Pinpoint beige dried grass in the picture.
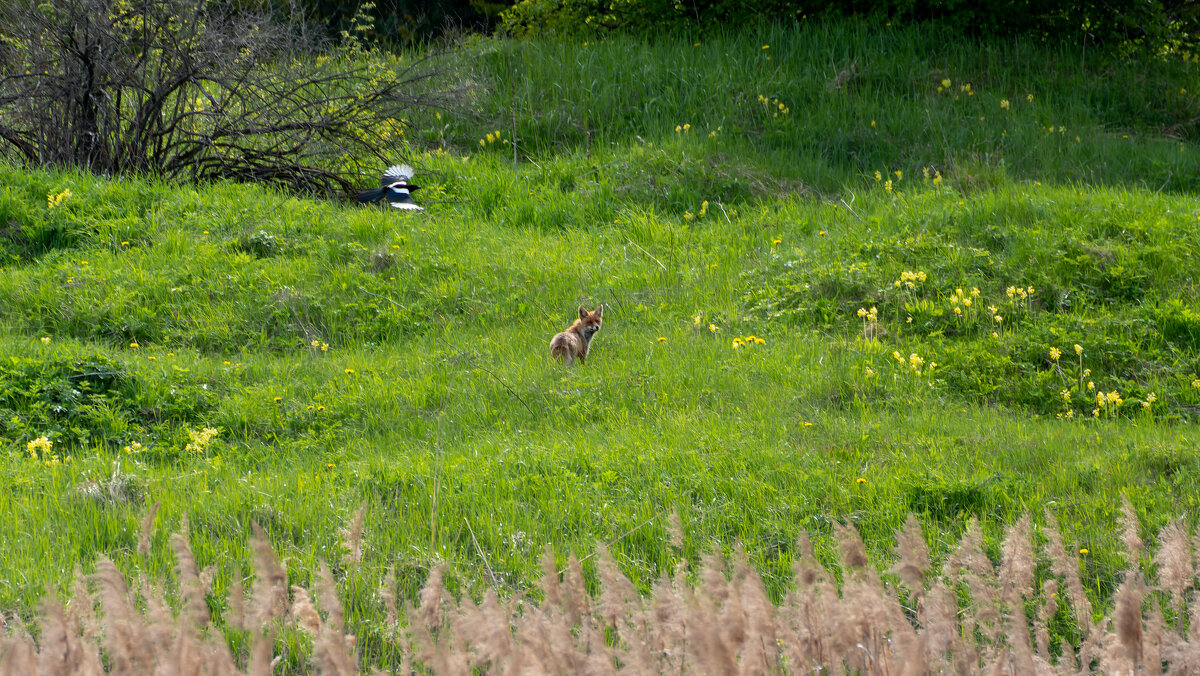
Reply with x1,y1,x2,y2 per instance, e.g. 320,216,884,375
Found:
9,505,1200,675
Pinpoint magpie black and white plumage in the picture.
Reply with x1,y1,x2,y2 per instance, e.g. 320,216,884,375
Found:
356,164,423,210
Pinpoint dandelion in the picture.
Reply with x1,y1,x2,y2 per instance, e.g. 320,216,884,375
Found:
1079,548,1089,555
1049,347,1061,361
732,338,744,350
932,170,943,185
657,336,666,342
273,397,282,404
753,336,765,345
762,44,769,50
130,341,140,349
771,237,781,247
683,123,691,132
317,405,326,411
709,323,719,333
856,477,866,485
344,368,355,375
1000,99,1010,110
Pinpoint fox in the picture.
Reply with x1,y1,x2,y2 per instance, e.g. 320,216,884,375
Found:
550,305,603,365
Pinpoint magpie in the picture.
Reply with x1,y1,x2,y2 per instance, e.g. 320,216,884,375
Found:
356,164,423,210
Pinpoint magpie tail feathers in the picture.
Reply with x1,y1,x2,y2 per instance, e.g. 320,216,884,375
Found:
356,187,387,203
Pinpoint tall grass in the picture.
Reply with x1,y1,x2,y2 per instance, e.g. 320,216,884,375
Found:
3,502,1199,673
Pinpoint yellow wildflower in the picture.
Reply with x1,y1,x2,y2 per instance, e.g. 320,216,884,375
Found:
1074,344,1083,355
1000,99,1010,110
1049,347,1061,361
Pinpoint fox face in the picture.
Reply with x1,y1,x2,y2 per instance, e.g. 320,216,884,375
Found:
577,305,602,339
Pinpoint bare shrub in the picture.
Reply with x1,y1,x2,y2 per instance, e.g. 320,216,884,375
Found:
0,0,460,194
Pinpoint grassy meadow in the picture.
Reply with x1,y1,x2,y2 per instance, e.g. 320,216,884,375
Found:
2,19,1200,669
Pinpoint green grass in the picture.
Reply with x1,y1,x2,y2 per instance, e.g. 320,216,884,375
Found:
2,20,1200,668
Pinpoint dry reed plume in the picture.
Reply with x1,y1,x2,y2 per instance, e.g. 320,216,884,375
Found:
3,500,1200,674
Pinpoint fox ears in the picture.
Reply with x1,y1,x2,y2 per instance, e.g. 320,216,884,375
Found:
577,304,603,319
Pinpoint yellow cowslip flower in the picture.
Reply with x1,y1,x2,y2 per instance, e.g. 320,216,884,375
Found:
1026,93,1034,102
909,354,924,370
962,298,972,307
40,336,51,344
1000,99,1010,110
708,323,719,333
932,171,942,185
683,123,691,132
864,367,875,377
884,180,893,192
874,170,882,182
675,125,682,133
871,120,876,128
485,132,495,143
1192,378,1200,389
27,436,52,458
953,307,962,315
1087,381,1095,391
1061,389,1071,401
1065,409,1074,419
1074,344,1083,355
868,307,877,322
1049,347,1061,361
993,315,1002,323
941,78,951,88
1146,393,1157,404
699,200,708,216
894,170,902,180
857,308,868,318
1027,285,1035,295
892,351,904,363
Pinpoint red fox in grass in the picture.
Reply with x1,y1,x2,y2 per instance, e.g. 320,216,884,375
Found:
550,305,603,365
